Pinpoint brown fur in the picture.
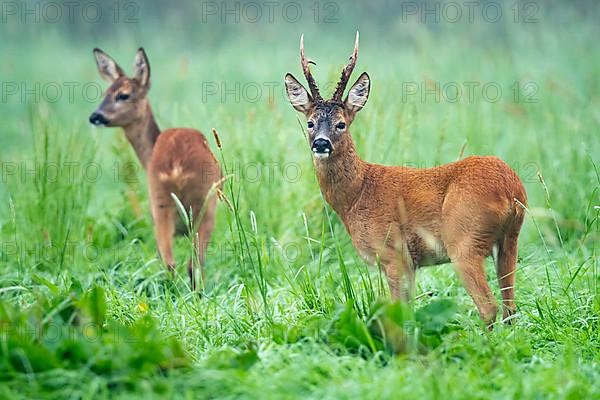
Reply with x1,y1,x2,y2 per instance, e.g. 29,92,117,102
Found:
285,35,527,327
148,128,221,286
90,48,221,289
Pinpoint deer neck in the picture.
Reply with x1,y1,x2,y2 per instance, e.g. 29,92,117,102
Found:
314,135,367,215
122,103,160,169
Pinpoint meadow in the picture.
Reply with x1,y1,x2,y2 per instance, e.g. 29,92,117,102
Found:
0,1,598,398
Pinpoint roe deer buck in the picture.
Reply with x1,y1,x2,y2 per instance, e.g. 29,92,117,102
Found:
89,48,221,289
284,33,527,327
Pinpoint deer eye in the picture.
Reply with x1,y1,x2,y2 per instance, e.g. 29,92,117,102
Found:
307,121,314,129
116,93,130,102
336,122,346,130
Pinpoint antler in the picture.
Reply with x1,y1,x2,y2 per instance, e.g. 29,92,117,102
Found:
332,31,359,102
300,34,322,101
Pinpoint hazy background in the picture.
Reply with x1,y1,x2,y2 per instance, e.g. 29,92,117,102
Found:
1,0,598,241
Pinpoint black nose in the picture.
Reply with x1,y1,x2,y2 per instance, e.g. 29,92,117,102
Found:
89,112,108,126
312,138,333,154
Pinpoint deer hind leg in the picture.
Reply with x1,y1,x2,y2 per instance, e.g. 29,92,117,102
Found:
448,241,498,329
153,204,176,274
441,190,505,328
149,186,176,274
188,196,217,290
497,234,519,323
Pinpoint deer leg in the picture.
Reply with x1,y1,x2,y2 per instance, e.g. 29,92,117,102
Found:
440,189,504,328
385,269,401,300
148,176,177,276
152,204,176,274
385,271,415,303
449,243,498,329
149,186,176,275
497,235,519,323
382,254,415,303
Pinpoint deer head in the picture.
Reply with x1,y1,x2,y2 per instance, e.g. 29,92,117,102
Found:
89,48,151,127
284,32,370,160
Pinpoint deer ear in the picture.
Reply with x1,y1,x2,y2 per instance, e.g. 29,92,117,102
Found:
345,72,370,115
134,47,151,88
93,48,124,83
285,73,313,115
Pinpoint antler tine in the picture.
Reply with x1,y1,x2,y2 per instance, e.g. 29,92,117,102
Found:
300,34,322,100
332,31,359,102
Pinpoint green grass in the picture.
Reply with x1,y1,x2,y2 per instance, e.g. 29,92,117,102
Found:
0,2,599,399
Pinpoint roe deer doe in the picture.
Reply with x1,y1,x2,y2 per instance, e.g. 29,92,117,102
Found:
284,33,527,327
89,48,221,289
